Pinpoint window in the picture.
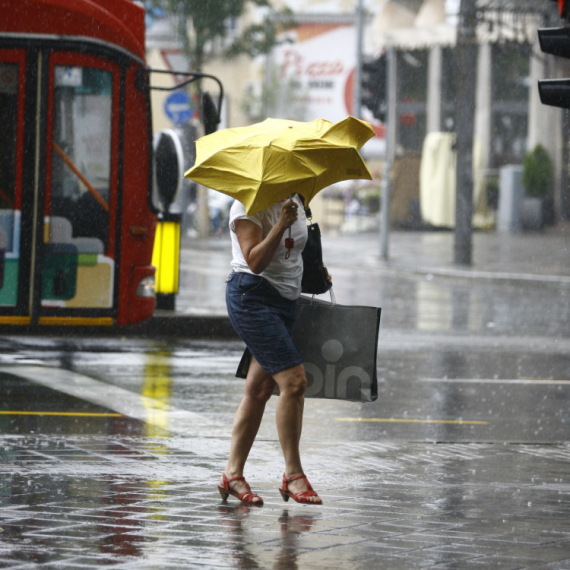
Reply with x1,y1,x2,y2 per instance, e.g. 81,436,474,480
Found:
441,48,457,132
0,63,18,211
0,61,20,306
50,66,113,250
491,43,531,168
396,50,428,152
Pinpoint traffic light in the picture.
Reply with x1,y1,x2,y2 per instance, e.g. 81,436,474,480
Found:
538,3,570,109
361,56,386,122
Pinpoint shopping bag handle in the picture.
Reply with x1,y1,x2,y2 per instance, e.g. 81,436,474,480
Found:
307,287,336,306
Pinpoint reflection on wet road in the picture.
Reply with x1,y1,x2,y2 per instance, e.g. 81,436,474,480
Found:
0,333,567,445
0,235,569,567
0,370,136,436
179,232,570,338
2,433,570,568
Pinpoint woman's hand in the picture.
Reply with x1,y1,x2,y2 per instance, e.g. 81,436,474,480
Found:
276,199,299,233
235,198,299,274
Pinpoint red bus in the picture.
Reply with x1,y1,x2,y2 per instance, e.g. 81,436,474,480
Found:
0,0,220,327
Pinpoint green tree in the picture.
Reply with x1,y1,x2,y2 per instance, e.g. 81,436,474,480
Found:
156,0,294,71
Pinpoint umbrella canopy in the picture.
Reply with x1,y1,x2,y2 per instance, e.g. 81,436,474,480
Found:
184,116,375,216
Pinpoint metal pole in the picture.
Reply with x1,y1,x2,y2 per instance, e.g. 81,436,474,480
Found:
354,0,364,119
380,47,394,260
454,0,477,265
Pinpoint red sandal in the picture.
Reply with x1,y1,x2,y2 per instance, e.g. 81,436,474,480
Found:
278,473,322,504
218,473,263,506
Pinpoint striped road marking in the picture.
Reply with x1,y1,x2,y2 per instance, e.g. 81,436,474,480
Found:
0,365,225,436
335,418,489,425
421,378,570,385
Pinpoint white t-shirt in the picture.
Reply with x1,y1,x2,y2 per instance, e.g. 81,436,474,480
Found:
229,196,308,300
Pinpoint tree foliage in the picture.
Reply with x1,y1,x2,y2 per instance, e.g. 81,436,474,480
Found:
156,0,294,71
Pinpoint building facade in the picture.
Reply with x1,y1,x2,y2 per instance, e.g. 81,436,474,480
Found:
145,0,568,223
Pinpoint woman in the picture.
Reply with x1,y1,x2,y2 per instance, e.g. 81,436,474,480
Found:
218,195,322,506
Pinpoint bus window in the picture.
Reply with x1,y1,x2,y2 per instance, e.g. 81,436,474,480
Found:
0,62,20,306
0,63,17,209
50,66,112,251
43,64,116,307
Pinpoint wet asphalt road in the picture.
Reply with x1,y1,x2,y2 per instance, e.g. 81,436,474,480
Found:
0,229,569,568
0,329,568,444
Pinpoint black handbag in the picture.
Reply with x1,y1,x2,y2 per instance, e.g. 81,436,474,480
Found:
301,210,332,295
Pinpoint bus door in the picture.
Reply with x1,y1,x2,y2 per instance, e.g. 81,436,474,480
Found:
0,48,28,322
41,52,120,326
0,46,122,326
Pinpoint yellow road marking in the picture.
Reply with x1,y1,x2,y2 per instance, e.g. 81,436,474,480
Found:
37,317,114,326
335,417,489,425
0,411,123,417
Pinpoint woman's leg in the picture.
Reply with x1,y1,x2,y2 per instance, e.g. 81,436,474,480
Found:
222,357,275,495
273,364,321,503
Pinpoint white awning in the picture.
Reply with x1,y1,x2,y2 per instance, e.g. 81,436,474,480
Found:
370,23,456,52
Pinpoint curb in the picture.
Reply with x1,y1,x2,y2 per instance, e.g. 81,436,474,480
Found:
411,267,570,286
133,313,238,339
0,315,239,340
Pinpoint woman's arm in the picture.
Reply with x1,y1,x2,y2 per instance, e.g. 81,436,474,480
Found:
235,199,298,274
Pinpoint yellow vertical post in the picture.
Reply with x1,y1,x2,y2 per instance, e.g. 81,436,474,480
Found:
151,214,181,310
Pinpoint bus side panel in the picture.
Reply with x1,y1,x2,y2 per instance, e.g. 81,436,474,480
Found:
117,65,156,326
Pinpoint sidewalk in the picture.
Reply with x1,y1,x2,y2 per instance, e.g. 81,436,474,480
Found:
142,224,570,337
2,433,570,569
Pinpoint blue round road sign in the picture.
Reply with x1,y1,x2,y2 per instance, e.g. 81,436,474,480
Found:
164,90,193,126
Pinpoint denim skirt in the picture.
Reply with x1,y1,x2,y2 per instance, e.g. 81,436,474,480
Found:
226,271,302,376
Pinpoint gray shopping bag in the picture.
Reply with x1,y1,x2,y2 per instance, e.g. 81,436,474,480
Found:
292,296,380,402
236,296,380,402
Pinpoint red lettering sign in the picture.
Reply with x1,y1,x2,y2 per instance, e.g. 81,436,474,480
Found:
281,50,344,78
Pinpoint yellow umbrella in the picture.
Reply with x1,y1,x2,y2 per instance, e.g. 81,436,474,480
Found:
184,116,375,216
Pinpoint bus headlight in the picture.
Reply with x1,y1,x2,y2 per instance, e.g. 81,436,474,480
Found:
136,275,156,298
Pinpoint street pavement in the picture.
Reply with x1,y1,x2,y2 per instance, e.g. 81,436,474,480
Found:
174,223,570,320
0,225,569,568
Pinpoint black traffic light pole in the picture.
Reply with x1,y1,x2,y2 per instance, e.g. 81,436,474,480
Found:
380,48,394,260
538,1,570,220
354,0,365,120
454,0,478,266
360,51,390,258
